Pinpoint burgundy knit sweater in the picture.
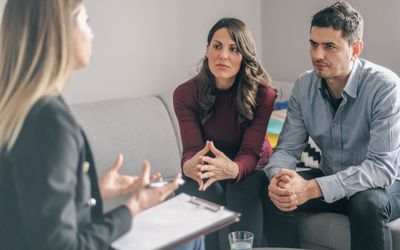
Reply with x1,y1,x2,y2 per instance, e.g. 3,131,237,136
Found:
173,78,276,180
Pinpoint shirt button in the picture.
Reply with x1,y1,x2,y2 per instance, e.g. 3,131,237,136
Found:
82,161,90,173
86,198,96,207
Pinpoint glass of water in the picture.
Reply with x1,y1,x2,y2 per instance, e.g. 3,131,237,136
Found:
228,231,254,250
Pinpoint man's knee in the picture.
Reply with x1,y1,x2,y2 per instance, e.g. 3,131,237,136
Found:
348,188,390,222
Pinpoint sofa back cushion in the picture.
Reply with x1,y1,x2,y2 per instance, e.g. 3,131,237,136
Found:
71,96,182,210
157,89,182,153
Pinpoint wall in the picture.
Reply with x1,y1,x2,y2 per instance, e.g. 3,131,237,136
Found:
0,1,398,103
0,0,261,103
261,0,400,83
66,0,262,103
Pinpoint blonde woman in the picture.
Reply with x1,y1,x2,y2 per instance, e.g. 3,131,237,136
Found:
0,1,200,249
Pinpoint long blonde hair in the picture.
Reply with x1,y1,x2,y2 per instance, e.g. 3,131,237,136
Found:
0,0,83,151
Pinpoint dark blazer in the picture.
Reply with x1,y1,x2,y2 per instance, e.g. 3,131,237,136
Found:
0,96,131,250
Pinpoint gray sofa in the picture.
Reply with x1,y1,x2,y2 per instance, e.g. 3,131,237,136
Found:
71,89,400,250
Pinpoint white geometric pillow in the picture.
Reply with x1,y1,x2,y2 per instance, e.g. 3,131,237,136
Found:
298,138,321,169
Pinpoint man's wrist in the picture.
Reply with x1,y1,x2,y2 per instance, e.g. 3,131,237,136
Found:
306,179,322,200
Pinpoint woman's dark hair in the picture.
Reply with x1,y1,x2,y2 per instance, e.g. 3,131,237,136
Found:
196,17,271,125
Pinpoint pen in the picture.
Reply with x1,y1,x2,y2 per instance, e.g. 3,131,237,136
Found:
147,178,185,188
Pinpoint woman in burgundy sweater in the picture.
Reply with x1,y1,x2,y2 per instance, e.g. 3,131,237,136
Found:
173,18,276,248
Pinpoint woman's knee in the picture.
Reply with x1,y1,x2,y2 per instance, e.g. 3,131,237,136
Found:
178,178,225,205
225,170,267,206
228,170,267,191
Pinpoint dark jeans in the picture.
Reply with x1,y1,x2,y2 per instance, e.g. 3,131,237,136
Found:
177,169,267,250
264,169,400,250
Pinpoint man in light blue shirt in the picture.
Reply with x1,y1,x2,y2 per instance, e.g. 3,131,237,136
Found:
263,2,400,250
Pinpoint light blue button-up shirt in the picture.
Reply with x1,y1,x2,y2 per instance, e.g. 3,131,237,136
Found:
264,59,400,203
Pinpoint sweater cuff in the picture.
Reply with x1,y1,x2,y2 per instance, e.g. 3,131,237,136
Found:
234,157,256,182
235,160,244,181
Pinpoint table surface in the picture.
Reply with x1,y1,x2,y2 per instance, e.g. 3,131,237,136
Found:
253,248,307,250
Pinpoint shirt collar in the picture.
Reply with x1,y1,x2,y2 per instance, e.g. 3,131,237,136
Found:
343,59,362,99
318,59,362,99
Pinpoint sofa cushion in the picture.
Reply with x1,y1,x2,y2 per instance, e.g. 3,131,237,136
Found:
157,89,182,154
298,212,350,250
298,212,400,250
71,96,182,210
391,218,400,250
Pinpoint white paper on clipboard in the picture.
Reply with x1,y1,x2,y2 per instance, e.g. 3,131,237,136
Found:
112,193,240,250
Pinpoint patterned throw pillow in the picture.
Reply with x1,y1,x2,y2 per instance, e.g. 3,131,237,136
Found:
267,107,321,169
297,138,321,169
267,109,286,148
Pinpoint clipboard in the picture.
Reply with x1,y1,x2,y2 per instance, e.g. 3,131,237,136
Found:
111,193,241,250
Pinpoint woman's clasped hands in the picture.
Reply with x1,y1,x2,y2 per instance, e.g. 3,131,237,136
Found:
182,141,239,191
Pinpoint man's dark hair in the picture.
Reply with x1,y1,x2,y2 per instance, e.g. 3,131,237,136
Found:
311,1,363,44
